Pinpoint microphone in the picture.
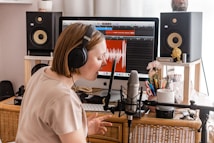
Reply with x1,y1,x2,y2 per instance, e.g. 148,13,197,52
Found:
125,70,139,121
125,70,139,143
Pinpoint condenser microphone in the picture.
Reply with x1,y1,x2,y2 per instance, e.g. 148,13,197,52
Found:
125,70,139,121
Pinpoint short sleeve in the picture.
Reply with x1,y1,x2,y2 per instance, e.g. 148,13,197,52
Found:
41,92,86,135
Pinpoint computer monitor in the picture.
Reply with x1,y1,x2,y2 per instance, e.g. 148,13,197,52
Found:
59,17,159,91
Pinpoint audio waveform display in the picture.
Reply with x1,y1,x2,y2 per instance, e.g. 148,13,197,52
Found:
101,40,127,73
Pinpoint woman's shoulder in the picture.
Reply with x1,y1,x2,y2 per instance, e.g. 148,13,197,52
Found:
46,85,80,105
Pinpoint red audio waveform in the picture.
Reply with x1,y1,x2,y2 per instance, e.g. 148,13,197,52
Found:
105,30,135,36
101,39,127,73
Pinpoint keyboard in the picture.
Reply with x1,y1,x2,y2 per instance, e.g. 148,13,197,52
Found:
82,103,106,112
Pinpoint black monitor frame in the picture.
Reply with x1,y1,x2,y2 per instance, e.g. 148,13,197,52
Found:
59,16,159,81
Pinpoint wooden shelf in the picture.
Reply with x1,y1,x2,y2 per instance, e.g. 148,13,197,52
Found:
158,59,201,67
24,55,53,61
158,59,202,104
0,0,32,4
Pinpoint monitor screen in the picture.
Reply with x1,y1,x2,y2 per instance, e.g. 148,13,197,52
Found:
59,17,159,90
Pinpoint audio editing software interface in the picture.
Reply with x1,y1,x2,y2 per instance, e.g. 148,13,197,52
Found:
60,17,158,81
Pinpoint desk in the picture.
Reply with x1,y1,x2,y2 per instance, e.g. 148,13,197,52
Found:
0,97,201,143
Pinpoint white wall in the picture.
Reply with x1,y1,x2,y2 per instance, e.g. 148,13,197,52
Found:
0,0,213,101
0,0,62,91
0,2,37,91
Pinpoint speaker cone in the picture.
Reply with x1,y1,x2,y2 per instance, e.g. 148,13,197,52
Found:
167,32,182,48
32,29,48,45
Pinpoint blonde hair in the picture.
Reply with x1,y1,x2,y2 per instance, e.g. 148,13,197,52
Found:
51,23,105,77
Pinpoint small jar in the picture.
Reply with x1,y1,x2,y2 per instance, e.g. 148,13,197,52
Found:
38,0,53,12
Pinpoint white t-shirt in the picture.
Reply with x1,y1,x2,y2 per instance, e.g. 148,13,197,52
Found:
15,67,88,143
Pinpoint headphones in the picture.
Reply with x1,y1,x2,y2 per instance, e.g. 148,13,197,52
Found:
68,25,94,69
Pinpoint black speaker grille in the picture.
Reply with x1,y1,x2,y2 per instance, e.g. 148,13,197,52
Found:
160,12,202,62
26,11,62,56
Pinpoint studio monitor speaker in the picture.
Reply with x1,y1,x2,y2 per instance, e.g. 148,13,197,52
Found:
160,12,202,62
26,11,62,56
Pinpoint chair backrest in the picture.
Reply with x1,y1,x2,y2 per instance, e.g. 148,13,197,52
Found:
0,80,14,101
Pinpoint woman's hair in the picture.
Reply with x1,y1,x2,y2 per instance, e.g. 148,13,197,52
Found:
51,23,105,77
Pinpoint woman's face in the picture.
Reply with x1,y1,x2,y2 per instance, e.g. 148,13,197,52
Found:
79,40,107,80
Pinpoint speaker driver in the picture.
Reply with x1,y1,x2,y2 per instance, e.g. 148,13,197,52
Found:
36,16,43,24
32,30,47,45
167,32,182,48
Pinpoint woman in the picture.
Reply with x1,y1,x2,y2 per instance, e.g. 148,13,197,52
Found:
16,23,112,143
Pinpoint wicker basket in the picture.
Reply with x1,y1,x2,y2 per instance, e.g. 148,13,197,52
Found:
0,97,20,143
131,124,199,143
126,110,202,143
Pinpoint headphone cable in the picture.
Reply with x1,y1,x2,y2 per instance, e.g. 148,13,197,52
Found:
71,74,78,91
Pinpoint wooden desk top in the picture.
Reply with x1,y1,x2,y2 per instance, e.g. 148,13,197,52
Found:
0,96,201,130
0,96,202,143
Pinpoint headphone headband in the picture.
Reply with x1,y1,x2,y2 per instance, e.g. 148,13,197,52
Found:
82,25,94,47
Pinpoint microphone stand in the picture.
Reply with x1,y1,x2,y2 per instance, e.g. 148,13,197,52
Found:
143,100,214,143
135,86,144,118
103,85,144,143
103,85,126,115
127,87,143,143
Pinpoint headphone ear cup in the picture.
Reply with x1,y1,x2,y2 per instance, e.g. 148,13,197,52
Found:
68,45,88,68
68,25,94,69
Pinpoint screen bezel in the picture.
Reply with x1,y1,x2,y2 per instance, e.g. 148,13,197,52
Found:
59,16,159,81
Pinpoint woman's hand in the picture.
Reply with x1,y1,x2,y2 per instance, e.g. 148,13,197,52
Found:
87,112,112,135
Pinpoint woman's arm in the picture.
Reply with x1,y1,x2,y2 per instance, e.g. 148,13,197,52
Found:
59,128,87,143
59,113,112,143
87,112,112,135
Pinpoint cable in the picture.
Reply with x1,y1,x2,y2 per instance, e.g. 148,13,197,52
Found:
201,58,209,96
71,75,78,92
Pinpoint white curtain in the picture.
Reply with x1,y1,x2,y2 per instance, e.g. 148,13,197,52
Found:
63,0,94,16
63,0,144,17
120,0,144,17
94,0,120,16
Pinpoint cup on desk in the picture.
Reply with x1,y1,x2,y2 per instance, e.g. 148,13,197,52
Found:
156,89,175,111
